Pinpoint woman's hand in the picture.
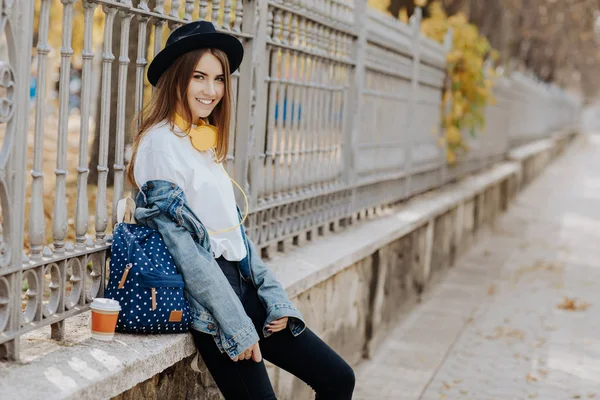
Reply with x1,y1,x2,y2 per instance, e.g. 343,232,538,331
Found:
267,317,288,333
232,342,262,363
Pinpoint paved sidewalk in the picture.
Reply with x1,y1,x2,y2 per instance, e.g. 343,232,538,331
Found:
355,135,600,400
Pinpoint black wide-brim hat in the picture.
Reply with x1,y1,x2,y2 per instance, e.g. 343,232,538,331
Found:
147,20,244,87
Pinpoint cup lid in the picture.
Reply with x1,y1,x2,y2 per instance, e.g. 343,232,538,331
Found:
91,298,121,312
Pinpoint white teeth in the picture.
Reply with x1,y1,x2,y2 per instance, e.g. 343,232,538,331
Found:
196,98,213,105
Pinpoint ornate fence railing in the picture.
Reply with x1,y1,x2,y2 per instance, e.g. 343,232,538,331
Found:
0,0,579,361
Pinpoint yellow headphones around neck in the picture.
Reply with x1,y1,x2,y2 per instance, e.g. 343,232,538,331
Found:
173,113,249,237
173,113,218,152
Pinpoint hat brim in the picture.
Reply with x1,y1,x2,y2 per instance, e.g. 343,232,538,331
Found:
147,32,244,87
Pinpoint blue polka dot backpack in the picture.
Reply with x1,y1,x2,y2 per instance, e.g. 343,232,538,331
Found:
105,198,192,333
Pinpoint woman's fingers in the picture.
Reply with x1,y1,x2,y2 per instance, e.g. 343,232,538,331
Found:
267,323,285,332
268,317,288,327
251,343,262,362
267,317,288,332
233,343,257,362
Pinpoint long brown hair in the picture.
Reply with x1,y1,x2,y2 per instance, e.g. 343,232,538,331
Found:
127,48,232,188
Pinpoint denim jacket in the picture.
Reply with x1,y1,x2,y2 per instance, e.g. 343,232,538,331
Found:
133,180,306,359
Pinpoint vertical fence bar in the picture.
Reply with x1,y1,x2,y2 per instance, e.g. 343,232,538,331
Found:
29,0,52,260
134,7,151,142
112,6,134,226
296,17,308,193
95,5,118,244
169,0,182,20
232,0,256,208
440,28,452,184
223,0,232,30
183,0,194,21
52,0,78,254
263,9,278,203
233,0,243,32
75,1,99,250
249,0,270,210
286,13,299,195
5,0,35,361
280,12,295,196
405,7,421,195
345,0,367,216
313,26,325,190
211,0,220,28
199,0,209,20
152,0,166,95
273,10,286,199
305,22,318,189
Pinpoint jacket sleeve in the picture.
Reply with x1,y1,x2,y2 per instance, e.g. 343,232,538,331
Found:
152,212,260,359
245,236,306,338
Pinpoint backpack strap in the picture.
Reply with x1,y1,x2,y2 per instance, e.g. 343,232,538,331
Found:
117,197,137,224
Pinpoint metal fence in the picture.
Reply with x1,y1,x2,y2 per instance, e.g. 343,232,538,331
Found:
0,0,579,361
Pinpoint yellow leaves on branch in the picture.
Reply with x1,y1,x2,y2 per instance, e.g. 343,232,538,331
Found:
421,2,496,165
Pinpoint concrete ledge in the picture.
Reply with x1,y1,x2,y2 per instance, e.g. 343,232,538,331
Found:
269,162,520,299
0,137,572,400
0,324,196,400
507,138,554,161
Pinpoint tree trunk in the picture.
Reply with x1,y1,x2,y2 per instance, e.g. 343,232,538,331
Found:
442,0,469,16
387,0,432,19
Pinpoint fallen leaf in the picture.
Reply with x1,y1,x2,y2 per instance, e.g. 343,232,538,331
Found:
557,297,591,311
574,395,582,399
526,373,539,382
488,284,496,295
588,393,596,398
453,379,462,384
485,327,525,340
442,381,452,390
514,260,565,282
528,394,539,399
538,369,549,376
459,389,468,395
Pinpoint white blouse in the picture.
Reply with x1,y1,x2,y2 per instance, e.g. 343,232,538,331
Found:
133,121,247,261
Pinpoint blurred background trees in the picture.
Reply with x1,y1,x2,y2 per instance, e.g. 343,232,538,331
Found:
370,0,600,102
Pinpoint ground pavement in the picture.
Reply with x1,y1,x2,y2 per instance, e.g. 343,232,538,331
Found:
354,134,600,400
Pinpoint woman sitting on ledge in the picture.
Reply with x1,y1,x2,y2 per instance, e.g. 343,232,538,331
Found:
127,20,355,399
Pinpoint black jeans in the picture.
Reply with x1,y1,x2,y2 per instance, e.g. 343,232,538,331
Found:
190,257,355,399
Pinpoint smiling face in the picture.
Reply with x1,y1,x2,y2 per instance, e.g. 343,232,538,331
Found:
181,52,225,121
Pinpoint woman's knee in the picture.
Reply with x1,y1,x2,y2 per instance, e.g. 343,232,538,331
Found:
340,363,356,393
332,361,355,397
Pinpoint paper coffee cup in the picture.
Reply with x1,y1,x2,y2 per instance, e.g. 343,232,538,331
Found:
90,298,121,341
